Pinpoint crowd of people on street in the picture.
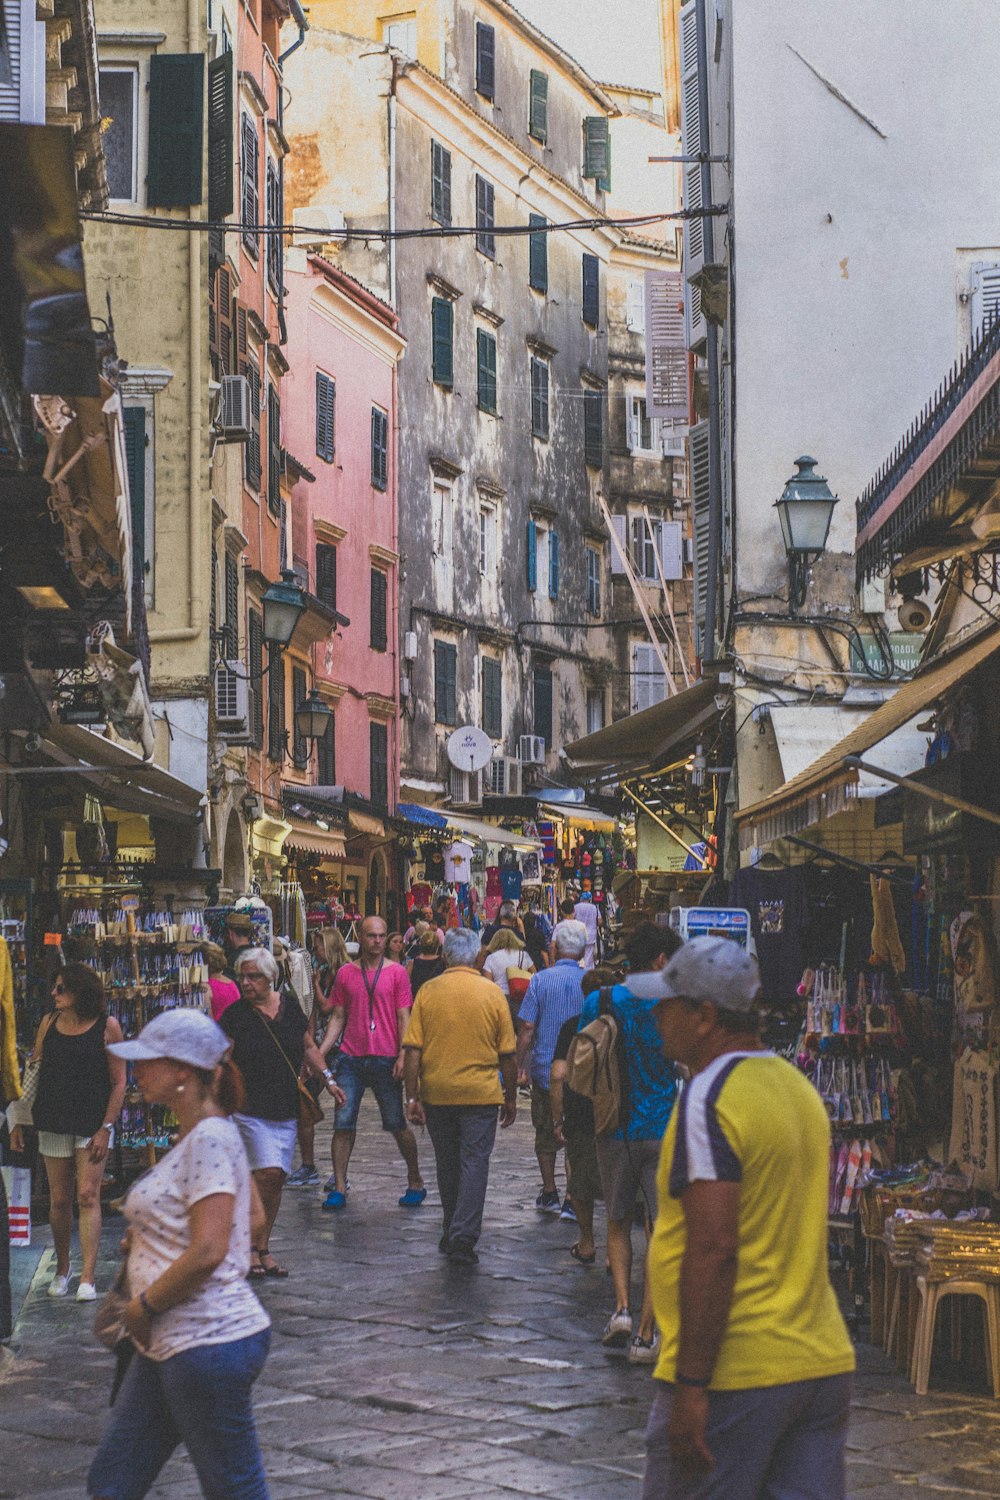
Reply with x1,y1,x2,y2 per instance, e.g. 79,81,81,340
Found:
5,895,857,1500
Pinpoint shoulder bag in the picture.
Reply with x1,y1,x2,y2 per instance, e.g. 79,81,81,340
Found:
250,1001,324,1127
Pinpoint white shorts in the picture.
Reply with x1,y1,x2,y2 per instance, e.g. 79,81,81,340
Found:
232,1113,297,1174
38,1131,92,1159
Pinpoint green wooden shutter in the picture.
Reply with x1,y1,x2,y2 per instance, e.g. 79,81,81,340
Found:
292,665,308,768
548,530,559,599
530,358,549,439
582,254,600,327
526,518,537,591
265,160,281,292
528,214,547,293
482,656,502,739
434,640,457,725
370,569,387,651
148,54,204,207
583,116,611,189
267,383,281,514
477,329,497,413
370,721,388,806
207,52,233,219
267,643,285,760
316,543,337,610
529,70,548,142
122,406,146,583
475,21,495,99
317,715,335,785
432,297,453,388
224,550,239,657
475,176,495,258
533,666,553,747
315,372,335,461
241,112,259,254
248,608,264,747
584,389,603,467
431,141,451,226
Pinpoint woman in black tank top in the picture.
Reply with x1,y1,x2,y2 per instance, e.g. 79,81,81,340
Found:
9,964,126,1301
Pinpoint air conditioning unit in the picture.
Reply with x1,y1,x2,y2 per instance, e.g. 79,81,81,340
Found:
485,756,521,797
214,661,251,740
662,426,688,458
216,375,251,442
291,205,347,250
518,734,546,765
449,766,482,807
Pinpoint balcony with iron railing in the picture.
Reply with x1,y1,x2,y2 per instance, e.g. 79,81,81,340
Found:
856,313,1000,580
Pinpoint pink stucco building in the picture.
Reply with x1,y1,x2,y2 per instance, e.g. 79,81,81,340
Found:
282,252,405,914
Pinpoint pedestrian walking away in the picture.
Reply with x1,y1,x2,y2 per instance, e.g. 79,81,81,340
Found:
88,1008,273,1500
402,927,517,1263
577,922,682,1362
516,920,587,1214
317,915,427,1210
288,928,350,1189
221,948,345,1276
636,936,855,1500
8,963,126,1303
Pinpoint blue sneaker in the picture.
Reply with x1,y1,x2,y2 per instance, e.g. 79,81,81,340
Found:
398,1187,427,1207
321,1190,347,1211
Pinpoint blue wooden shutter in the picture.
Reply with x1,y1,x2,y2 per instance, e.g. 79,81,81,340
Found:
432,297,453,387
526,519,537,591
528,214,547,292
582,254,600,327
584,389,603,467
548,530,559,598
529,70,548,142
583,116,611,189
147,54,204,207
477,329,497,412
475,21,495,99
122,406,146,583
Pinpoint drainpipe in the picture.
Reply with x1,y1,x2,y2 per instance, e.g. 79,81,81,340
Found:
695,0,723,666
388,60,398,308
279,0,309,65
276,4,308,345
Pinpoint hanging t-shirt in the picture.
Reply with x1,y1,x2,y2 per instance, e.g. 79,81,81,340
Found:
500,868,523,901
729,866,806,1001
443,840,474,883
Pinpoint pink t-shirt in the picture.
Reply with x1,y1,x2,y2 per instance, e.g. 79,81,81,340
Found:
208,975,241,1022
333,960,413,1058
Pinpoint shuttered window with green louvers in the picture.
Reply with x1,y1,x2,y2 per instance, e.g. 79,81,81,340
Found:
315,544,337,610
528,214,547,293
292,665,308,768
315,372,335,461
477,329,497,413
431,141,452,226
481,656,502,739
432,297,454,388
122,405,147,586
224,551,239,658
583,116,611,191
316,715,335,785
475,21,495,99
582,254,600,327
584,389,603,468
248,608,264,747
267,644,284,761
371,407,388,490
148,54,205,207
434,640,457,725
207,52,232,267
529,71,548,142
370,569,388,652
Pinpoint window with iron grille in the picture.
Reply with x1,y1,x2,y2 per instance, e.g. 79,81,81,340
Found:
369,721,388,807
248,608,263,747
316,714,335,784
481,656,502,740
586,546,601,616
315,372,335,462
266,159,281,293
241,112,258,256
315,543,337,611
434,640,457,725
530,356,549,439
371,406,388,490
291,665,308,769
267,644,284,761
475,175,495,259
370,569,388,652
431,141,452,226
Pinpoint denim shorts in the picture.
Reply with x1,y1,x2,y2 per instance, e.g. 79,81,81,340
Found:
87,1327,271,1500
333,1053,405,1133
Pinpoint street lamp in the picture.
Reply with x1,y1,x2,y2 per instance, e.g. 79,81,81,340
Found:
774,456,839,612
294,687,333,743
261,569,307,649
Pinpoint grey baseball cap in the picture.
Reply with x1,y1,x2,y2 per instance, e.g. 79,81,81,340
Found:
107,1008,231,1069
626,935,762,1012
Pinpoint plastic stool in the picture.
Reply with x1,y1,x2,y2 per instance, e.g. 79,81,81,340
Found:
910,1276,1000,1397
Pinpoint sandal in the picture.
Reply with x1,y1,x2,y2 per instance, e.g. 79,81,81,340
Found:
248,1249,267,1280
570,1244,596,1265
257,1250,289,1278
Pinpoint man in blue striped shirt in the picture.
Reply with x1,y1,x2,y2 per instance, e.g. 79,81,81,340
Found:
516,921,587,1212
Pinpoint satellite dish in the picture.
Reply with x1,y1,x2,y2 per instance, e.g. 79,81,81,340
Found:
447,725,492,773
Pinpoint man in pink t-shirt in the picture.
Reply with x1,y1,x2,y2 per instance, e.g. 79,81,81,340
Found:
317,916,426,1211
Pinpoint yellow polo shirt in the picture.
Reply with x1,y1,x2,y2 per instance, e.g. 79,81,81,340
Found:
651,1051,855,1390
402,966,516,1106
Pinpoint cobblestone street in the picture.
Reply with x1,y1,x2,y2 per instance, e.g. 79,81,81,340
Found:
3,1104,1000,1498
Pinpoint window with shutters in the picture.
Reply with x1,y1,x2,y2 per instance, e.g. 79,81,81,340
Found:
548,530,560,599
584,389,603,467
481,656,502,740
370,721,389,807
631,516,662,581
528,70,548,142
586,546,601,616
99,68,138,201
316,714,335,785
532,665,553,748
582,116,610,189
586,687,604,735
224,550,240,657
370,569,388,652
632,643,667,712
207,51,233,266
526,518,538,592
475,175,495,259
476,328,497,414
210,536,218,639
475,21,495,100
147,54,205,208
383,16,416,55
971,262,1000,338
431,297,454,388
371,406,388,490
248,608,264,747
291,665,308,769
430,141,451,226
690,419,711,657
240,111,259,256
628,393,657,455
315,543,337,611
478,504,497,576
432,477,455,599
210,265,234,379
266,383,281,514
582,254,600,328
645,270,688,418
627,278,645,333
267,643,285,760
530,356,549,439
265,159,281,293
680,1,706,348
528,214,547,293
122,403,152,601
434,640,457,726
315,372,335,461
242,356,262,489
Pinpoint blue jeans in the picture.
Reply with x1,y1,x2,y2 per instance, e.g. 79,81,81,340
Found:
87,1328,271,1500
333,1053,406,1133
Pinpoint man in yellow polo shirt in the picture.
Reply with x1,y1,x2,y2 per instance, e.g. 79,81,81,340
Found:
402,927,517,1265
629,936,855,1499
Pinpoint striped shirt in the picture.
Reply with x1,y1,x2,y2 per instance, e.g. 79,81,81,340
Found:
518,960,585,1089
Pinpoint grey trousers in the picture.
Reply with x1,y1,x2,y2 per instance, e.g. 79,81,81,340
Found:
423,1103,498,1248
642,1372,853,1500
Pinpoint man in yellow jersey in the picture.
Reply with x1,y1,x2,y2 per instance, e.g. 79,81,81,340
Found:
632,936,855,1499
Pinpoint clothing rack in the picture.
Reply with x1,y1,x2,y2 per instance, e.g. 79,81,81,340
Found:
783,835,915,887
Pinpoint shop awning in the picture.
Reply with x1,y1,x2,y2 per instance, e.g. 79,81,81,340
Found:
736,624,1000,848
770,706,928,798
348,809,385,838
397,802,448,829
399,802,541,853
563,679,721,784
252,815,292,860
535,797,617,832
285,820,347,860
29,722,203,822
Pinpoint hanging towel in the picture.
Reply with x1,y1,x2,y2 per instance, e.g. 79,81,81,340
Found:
869,876,905,975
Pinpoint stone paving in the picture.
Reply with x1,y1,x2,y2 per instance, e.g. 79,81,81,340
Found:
3,1101,1000,1497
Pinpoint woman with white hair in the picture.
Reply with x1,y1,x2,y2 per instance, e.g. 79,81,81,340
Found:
221,948,345,1278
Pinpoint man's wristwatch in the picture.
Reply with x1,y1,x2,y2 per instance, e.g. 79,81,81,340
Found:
322,1069,334,1081
100,1122,115,1146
